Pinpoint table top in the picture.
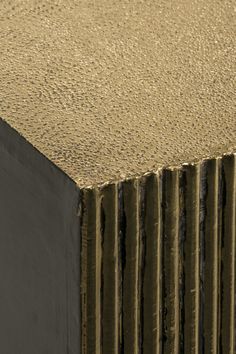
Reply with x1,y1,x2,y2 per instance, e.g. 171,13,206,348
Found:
0,0,235,187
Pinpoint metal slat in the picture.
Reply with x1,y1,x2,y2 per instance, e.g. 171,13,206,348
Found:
220,155,236,354
183,164,200,354
101,183,119,354
203,159,219,353
81,188,102,354
162,169,180,354
143,173,162,354
122,179,140,354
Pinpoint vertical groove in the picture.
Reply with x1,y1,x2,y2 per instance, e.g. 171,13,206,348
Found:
162,169,180,354
118,184,126,354
122,179,139,354
81,188,101,354
217,160,223,354
139,178,145,354
143,173,162,354
81,190,87,354
199,162,207,354
183,164,200,354
101,183,119,354
203,158,219,354
220,154,236,354
179,170,185,354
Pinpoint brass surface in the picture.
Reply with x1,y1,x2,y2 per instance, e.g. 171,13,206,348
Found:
0,0,235,186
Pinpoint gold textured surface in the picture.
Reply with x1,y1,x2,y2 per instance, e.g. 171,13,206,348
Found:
0,0,235,187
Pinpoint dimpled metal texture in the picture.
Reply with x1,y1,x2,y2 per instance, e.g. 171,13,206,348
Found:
0,0,235,187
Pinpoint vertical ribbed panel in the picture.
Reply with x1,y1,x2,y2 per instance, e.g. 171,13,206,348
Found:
220,155,236,354
122,179,139,354
81,188,101,354
203,159,219,354
142,173,162,354
80,154,236,354
183,164,200,354
101,183,119,354
162,169,180,354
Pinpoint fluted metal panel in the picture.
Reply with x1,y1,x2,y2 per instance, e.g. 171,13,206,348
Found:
81,155,236,354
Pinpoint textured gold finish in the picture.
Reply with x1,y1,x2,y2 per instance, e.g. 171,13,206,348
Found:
0,1,235,353
0,0,235,186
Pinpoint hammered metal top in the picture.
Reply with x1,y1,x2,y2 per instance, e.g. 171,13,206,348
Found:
0,0,235,187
